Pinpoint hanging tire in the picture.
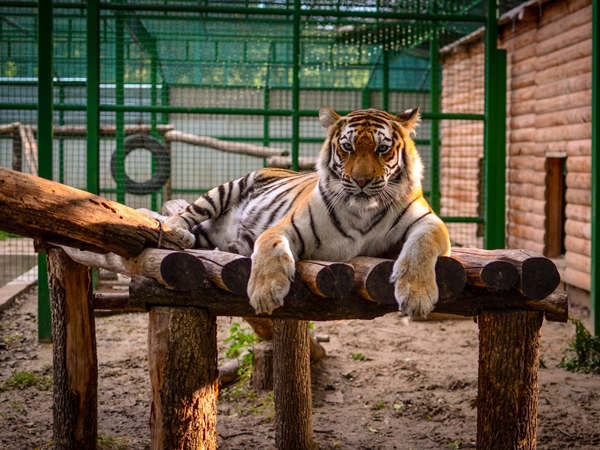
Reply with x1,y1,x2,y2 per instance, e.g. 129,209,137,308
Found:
110,133,171,196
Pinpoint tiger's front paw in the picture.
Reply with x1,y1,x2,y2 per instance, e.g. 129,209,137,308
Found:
391,257,439,318
247,238,296,315
164,216,196,249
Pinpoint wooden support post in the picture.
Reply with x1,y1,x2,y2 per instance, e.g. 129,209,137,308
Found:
148,306,218,450
273,319,316,450
47,248,98,450
252,341,274,391
477,309,543,450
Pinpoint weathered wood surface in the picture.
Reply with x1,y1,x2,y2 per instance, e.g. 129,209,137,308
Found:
252,341,274,391
148,306,218,450
0,168,189,257
164,130,287,158
125,275,568,323
63,247,206,291
48,248,98,450
187,249,251,296
477,310,543,450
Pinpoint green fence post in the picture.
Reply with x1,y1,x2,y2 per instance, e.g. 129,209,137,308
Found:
87,0,100,195
429,29,441,214
37,0,54,343
291,0,301,172
483,0,507,250
382,48,389,112
591,0,600,335
115,4,126,204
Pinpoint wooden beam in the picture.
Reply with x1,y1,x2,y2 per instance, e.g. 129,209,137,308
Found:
0,167,189,258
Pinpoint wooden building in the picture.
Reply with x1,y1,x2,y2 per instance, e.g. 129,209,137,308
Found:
440,0,592,304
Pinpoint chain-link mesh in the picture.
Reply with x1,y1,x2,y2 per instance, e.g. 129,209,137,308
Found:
0,0,513,292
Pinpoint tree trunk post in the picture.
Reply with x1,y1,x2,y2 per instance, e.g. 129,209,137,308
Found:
477,309,543,450
47,247,98,450
148,306,218,450
273,319,316,450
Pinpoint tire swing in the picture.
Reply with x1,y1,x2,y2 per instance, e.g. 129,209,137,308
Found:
110,133,171,196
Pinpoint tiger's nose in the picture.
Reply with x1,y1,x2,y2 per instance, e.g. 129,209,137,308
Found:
353,176,370,188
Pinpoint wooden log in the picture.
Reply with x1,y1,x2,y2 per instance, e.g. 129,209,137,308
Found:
565,235,590,256
563,266,590,291
47,248,98,449
453,248,561,301
565,204,591,223
534,73,591,101
94,293,143,311
533,90,592,116
535,2,591,43
508,169,546,186
535,105,591,129
266,156,318,171
508,196,545,215
565,251,590,274
27,124,175,137
296,260,354,298
252,341,274,391
565,187,591,206
506,224,545,244
22,124,38,176
218,359,240,387
508,183,546,200
565,219,591,240
508,209,546,229
535,57,591,88
63,247,206,291
566,156,591,173
508,156,545,171
187,249,251,296
451,249,519,291
128,275,567,322
566,172,591,189
164,130,286,158
273,319,316,450
0,167,190,257
507,236,545,255
477,309,543,450
161,198,190,216
0,122,20,134
148,306,218,450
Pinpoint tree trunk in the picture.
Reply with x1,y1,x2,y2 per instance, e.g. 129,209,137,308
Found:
148,306,218,450
47,248,98,450
273,319,316,450
477,309,543,450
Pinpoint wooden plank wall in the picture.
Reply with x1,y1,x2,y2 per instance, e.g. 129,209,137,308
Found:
500,0,592,291
440,0,592,292
440,40,485,248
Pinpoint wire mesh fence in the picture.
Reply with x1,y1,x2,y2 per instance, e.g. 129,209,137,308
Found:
0,0,508,298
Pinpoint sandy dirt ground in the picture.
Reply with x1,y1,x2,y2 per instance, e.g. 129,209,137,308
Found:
0,285,599,450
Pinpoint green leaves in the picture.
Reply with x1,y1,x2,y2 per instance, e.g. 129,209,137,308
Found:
558,318,600,375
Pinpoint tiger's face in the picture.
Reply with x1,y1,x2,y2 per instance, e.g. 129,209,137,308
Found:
317,107,424,207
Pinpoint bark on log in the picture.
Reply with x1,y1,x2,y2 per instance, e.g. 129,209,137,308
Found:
148,306,218,450
477,309,543,450
127,274,568,323
94,293,142,311
273,319,316,450
63,247,206,291
243,316,327,362
0,167,190,257
451,249,519,291
252,341,274,391
164,130,286,158
12,126,22,172
47,248,98,450
187,249,251,296
296,261,354,298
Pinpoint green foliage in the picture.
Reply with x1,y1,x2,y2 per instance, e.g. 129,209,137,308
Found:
447,438,463,449
350,352,364,361
558,318,600,374
0,370,52,391
97,434,129,450
225,322,257,377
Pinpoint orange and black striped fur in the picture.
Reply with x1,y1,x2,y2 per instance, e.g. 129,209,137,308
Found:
166,107,450,317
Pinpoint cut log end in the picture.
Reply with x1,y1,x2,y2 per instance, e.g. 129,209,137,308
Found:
480,260,519,291
435,256,467,299
520,258,561,300
160,251,206,291
221,257,252,297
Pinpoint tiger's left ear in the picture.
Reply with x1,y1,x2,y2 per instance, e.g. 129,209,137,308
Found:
396,108,421,135
319,106,341,129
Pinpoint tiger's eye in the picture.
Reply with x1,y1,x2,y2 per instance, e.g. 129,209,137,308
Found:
341,143,353,153
377,145,391,155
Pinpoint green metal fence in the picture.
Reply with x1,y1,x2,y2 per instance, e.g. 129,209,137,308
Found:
0,0,512,340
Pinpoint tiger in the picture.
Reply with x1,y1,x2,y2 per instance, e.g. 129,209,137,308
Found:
165,106,451,317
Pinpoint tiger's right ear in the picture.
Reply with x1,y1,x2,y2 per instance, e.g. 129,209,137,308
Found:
319,106,341,129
